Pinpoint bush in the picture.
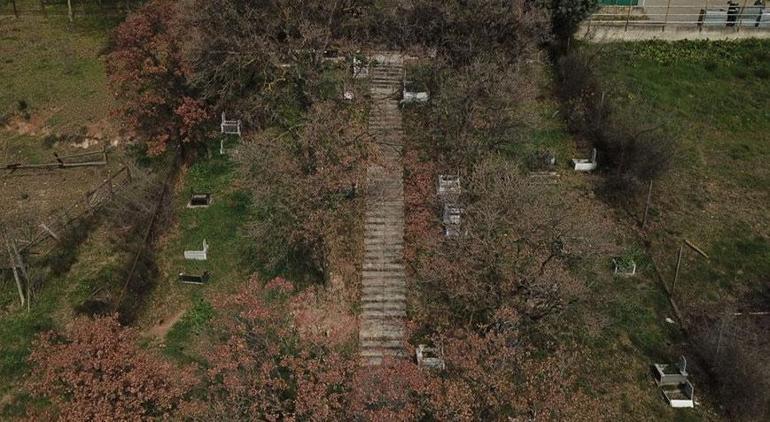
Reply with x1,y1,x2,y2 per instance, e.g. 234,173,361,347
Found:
693,314,770,421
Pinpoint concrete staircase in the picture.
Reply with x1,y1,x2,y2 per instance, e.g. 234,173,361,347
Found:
360,54,407,366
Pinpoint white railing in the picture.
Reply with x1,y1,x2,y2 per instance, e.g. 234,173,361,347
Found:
588,1,770,31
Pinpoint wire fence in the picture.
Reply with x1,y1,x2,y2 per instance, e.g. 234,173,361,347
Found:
16,165,134,254
0,0,138,18
588,1,770,31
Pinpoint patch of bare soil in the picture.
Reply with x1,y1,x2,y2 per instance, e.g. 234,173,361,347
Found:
3,115,50,138
143,308,187,340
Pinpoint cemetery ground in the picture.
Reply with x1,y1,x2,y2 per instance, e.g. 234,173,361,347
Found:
401,59,716,419
0,10,769,419
593,40,770,323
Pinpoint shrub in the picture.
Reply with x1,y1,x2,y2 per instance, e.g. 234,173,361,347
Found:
26,315,196,420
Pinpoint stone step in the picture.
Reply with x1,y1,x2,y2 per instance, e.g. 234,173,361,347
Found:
359,348,404,359
361,283,406,291
360,321,404,337
364,230,404,238
363,256,403,264
364,212,404,220
361,280,406,289
363,250,403,257
361,309,407,318
361,270,406,278
365,217,404,224
364,220,404,226
363,233,403,239
361,295,406,305
363,239,403,247
363,246,403,255
370,71,403,77
362,269,406,277
360,339,403,349
360,319,404,332
371,72,402,76
361,278,406,290
363,242,404,250
362,288,406,297
362,301,405,310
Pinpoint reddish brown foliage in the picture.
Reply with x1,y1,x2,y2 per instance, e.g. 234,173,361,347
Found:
107,0,209,155
239,101,371,274
191,276,357,420
26,314,195,421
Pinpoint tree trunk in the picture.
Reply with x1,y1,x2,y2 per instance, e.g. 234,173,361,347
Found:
40,0,47,18
11,0,19,18
67,0,74,22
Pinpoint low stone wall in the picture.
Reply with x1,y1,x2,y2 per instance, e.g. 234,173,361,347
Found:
578,23,770,41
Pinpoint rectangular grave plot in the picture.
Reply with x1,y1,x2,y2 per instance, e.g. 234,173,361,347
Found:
178,271,211,285
187,193,212,208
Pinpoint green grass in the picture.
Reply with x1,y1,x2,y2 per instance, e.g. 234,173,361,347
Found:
163,294,214,363
0,11,113,133
595,40,770,312
0,278,62,416
142,140,254,360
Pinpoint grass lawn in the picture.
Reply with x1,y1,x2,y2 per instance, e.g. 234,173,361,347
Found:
593,40,770,315
139,138,255,362
0,6,116,133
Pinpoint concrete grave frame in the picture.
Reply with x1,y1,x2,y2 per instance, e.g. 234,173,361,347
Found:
416,344,446,370
187,193,212,208
178,271,211,285
572,148,598,172
653,356,695,408
220,112,242,156
612,256,637,276
443,204,463,238
652,356,688,386
661,381,695,408
184,239,209,261
437,175,461,199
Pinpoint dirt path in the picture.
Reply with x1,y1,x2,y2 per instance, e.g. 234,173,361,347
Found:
144,308,186,340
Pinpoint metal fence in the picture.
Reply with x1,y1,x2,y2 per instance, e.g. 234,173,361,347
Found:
588,1,770,31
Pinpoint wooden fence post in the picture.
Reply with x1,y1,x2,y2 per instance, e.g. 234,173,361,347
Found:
642,180,653,228
625,5,633,31
672,244,684,297
107,170,114,199
10,240,31,311
5,238,25,307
